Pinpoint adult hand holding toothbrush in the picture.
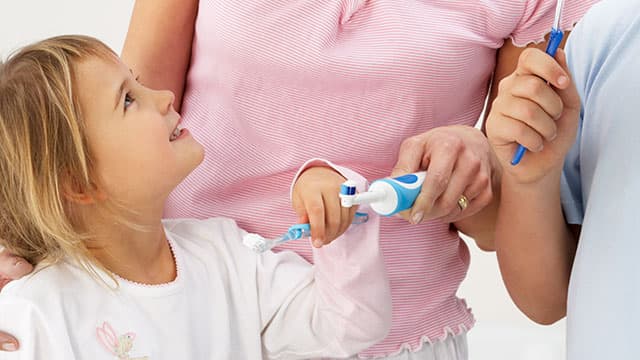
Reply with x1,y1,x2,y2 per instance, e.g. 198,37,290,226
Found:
486,48,581,184
390,125,501,251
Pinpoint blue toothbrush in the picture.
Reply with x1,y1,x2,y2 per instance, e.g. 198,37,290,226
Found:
243,212,369,253
511,0,565,165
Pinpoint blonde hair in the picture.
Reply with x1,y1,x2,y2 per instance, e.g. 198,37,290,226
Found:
0,35,116,270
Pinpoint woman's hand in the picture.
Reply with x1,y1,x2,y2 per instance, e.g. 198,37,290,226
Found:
486,48,581,184
0,249,32,352
391,125,499,225
292,167,359,248
0,249,32,290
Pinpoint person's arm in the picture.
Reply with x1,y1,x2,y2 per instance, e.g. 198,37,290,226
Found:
496,173,578,324
257,164,391,358
486,47,582,324
455,33,573,249
121,0,198,110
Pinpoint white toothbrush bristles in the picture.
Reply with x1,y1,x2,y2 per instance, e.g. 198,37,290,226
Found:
242,233,271,253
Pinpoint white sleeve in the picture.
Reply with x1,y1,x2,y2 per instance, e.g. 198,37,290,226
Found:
258,162,391,359
0,296,72,360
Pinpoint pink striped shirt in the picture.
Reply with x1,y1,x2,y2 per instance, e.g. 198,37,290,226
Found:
166,0,596,357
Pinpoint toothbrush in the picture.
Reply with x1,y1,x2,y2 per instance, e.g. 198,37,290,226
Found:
339,172,426,216
511,0,565,165
243,212,370,253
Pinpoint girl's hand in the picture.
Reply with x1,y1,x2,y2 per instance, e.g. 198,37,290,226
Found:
292,167,359,248
391,125,498,224
486,48,581,184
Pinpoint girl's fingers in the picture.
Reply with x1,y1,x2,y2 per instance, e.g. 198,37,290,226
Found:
304,193,326,248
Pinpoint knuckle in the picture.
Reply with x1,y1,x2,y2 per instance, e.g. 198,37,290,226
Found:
430,173,449,192
467,156,482,174
525,77,544,97
400,136,421,151
443,137,464,153
307,204,324,218
326,216,340,231
519,48,536,68
476,173,491,189
529,137,544,152
497,76,510,93
543,121,558,139
514,122,530,141
443,201,459,215
522,103,538,121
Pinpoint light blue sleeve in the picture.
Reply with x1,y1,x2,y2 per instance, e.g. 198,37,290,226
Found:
560,16,592,226
561,116,584,225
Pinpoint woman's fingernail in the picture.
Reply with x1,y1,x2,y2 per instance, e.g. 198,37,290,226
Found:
412,212,424,224
1,342,17,351
558,76,568,86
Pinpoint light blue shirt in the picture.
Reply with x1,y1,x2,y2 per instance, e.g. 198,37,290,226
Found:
561,0,640,358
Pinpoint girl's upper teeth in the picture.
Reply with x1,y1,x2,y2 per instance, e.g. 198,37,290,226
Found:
170,124,183,140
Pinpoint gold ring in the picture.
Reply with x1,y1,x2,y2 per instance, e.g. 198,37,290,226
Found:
457,195,469,211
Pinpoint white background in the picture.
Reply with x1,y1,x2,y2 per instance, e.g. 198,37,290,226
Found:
0,2,566,359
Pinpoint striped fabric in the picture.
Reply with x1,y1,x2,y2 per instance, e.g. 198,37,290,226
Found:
165,1,596,357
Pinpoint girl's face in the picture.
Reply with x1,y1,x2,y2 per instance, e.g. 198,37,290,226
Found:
75,56,204,207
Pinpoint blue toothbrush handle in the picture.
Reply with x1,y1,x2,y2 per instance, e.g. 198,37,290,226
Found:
511,28,564,166
283,212,370,242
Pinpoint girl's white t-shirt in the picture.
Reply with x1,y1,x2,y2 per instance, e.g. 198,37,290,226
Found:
0,210,389,359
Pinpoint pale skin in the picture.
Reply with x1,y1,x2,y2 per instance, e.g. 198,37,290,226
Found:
486,47,581,325
69,55,201,285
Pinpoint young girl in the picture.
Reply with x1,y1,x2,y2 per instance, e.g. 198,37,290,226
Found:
0,35,390,359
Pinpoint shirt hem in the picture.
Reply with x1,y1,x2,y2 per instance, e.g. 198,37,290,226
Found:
356,322,474,359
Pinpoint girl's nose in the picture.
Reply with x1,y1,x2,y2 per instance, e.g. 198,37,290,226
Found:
154,89,175,114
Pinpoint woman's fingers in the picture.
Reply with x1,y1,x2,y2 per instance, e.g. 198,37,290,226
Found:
0,331,19,351
514,48,571,89
498,95,559,148
510,74,565,121
0,250,32,282
409,138,460,223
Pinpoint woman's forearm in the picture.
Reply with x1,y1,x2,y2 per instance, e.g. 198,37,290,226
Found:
122,0,199,110
496,173,577,325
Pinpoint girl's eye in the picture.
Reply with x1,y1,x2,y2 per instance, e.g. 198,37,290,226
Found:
124,93,135,109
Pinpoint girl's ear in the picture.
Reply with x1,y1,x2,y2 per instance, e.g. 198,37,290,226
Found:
61,175,107,205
